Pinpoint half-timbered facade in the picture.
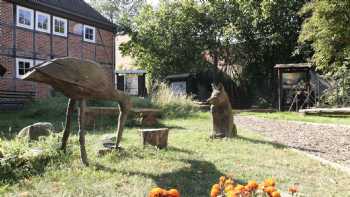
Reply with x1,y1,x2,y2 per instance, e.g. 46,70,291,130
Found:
0,0,116,98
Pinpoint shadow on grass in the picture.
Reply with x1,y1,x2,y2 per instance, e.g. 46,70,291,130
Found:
98,145,195,165
95,156,248,196
236,135,325,153
236,135,287,149
120,159,227,196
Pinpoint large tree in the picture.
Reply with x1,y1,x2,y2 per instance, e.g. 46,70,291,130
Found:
299,0,350,76
88,0,146,25
122,0,308,105
299,0,350,104
121,1,212,80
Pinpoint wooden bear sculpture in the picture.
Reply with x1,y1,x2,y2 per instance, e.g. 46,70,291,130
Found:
207,83,237,138
23,57,132,166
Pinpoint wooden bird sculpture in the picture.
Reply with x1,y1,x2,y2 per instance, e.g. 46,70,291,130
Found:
23,57,132,166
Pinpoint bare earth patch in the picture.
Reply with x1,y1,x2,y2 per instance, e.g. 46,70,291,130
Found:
235,115,350,168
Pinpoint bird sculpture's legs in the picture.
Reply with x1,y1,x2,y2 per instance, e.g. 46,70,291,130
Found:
60,98,76,152
78,100,89,166
115,99,132,149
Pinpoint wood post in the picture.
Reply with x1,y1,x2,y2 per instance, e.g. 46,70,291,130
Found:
278,68,283,111
60,98,76,151
78,100,89,166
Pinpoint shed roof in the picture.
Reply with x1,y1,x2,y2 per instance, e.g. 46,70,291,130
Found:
116,70,146,75
275,63,312,69
8,0,115,32
165,73,192,79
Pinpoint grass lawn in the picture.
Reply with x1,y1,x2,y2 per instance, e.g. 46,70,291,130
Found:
1,112,350,197
240,111,350,125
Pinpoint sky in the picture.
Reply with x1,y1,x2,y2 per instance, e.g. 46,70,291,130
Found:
147,0,159,7
86,0,159,7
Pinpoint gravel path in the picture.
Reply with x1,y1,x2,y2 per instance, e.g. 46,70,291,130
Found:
235,115,350,168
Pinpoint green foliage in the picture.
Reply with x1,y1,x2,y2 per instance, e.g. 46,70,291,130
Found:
0,95,68,139
299,0,350,75
151,82,200,118
299,0,350,105
1,114,350,196
88,0,146,25
121,1,211,80
0,91,198,138
0,136,69,186
122,0,308,104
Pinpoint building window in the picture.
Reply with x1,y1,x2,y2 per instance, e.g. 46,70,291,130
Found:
36,11,50,33
16,58,33,79
83,25,96,43
53,16,67,37
16,6,34,29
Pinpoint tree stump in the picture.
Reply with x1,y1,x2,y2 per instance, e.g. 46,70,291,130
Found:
140,128,169,149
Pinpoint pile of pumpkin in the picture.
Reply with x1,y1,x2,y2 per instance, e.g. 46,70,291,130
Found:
210,176,298,197
148,188,180,197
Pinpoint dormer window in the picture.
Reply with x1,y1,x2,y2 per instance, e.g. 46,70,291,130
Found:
83,25,96,43
16,6,34,29
36,11,50,33
53,16,67,37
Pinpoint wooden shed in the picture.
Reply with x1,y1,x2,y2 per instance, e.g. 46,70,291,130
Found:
275,63,312,111
165,72,213,101
115,70,147,97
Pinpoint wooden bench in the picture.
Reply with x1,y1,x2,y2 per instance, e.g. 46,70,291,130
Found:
299,108,350,116
84,107,161,129
0,90,35,110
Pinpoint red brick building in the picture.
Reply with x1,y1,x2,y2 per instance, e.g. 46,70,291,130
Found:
0,0,116,98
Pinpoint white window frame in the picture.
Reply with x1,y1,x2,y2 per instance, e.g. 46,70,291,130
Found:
16,6,34,29
53,16,67,37
36,11,51,33
83,25,96,43
16,58,33,79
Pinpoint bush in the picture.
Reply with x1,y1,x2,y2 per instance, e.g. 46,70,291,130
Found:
0,136,68,185
0,94,69,138
151,82,200,118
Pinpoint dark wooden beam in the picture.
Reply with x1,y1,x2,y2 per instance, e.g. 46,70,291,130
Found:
277,68,282,112
12,3,17,91
50,15,53,59
66,20,69,57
